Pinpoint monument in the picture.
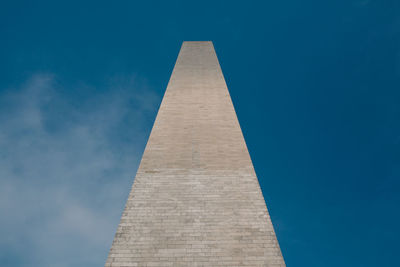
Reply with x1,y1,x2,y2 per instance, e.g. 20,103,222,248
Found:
105,41,286,266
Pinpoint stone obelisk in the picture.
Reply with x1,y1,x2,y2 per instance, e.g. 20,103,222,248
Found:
105,41,285,266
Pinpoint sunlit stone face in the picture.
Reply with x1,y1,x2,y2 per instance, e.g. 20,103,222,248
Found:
105,41,285,266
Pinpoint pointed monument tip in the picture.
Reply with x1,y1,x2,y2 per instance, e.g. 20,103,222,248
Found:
182,41,213,45
181,41,214,49
183,41,212,43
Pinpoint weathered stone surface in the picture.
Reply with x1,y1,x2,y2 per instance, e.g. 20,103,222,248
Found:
105,41,286,266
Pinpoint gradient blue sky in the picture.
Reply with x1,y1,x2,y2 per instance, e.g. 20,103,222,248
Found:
1,1,399,266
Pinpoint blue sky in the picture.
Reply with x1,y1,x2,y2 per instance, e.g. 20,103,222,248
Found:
0,1,399,266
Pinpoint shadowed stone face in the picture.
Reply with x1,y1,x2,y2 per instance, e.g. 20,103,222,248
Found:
105,41,286,266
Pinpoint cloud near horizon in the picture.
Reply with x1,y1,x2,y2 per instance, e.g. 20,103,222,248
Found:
0,73,159,266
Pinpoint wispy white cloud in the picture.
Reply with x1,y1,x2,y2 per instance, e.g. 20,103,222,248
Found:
0,73,159,266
